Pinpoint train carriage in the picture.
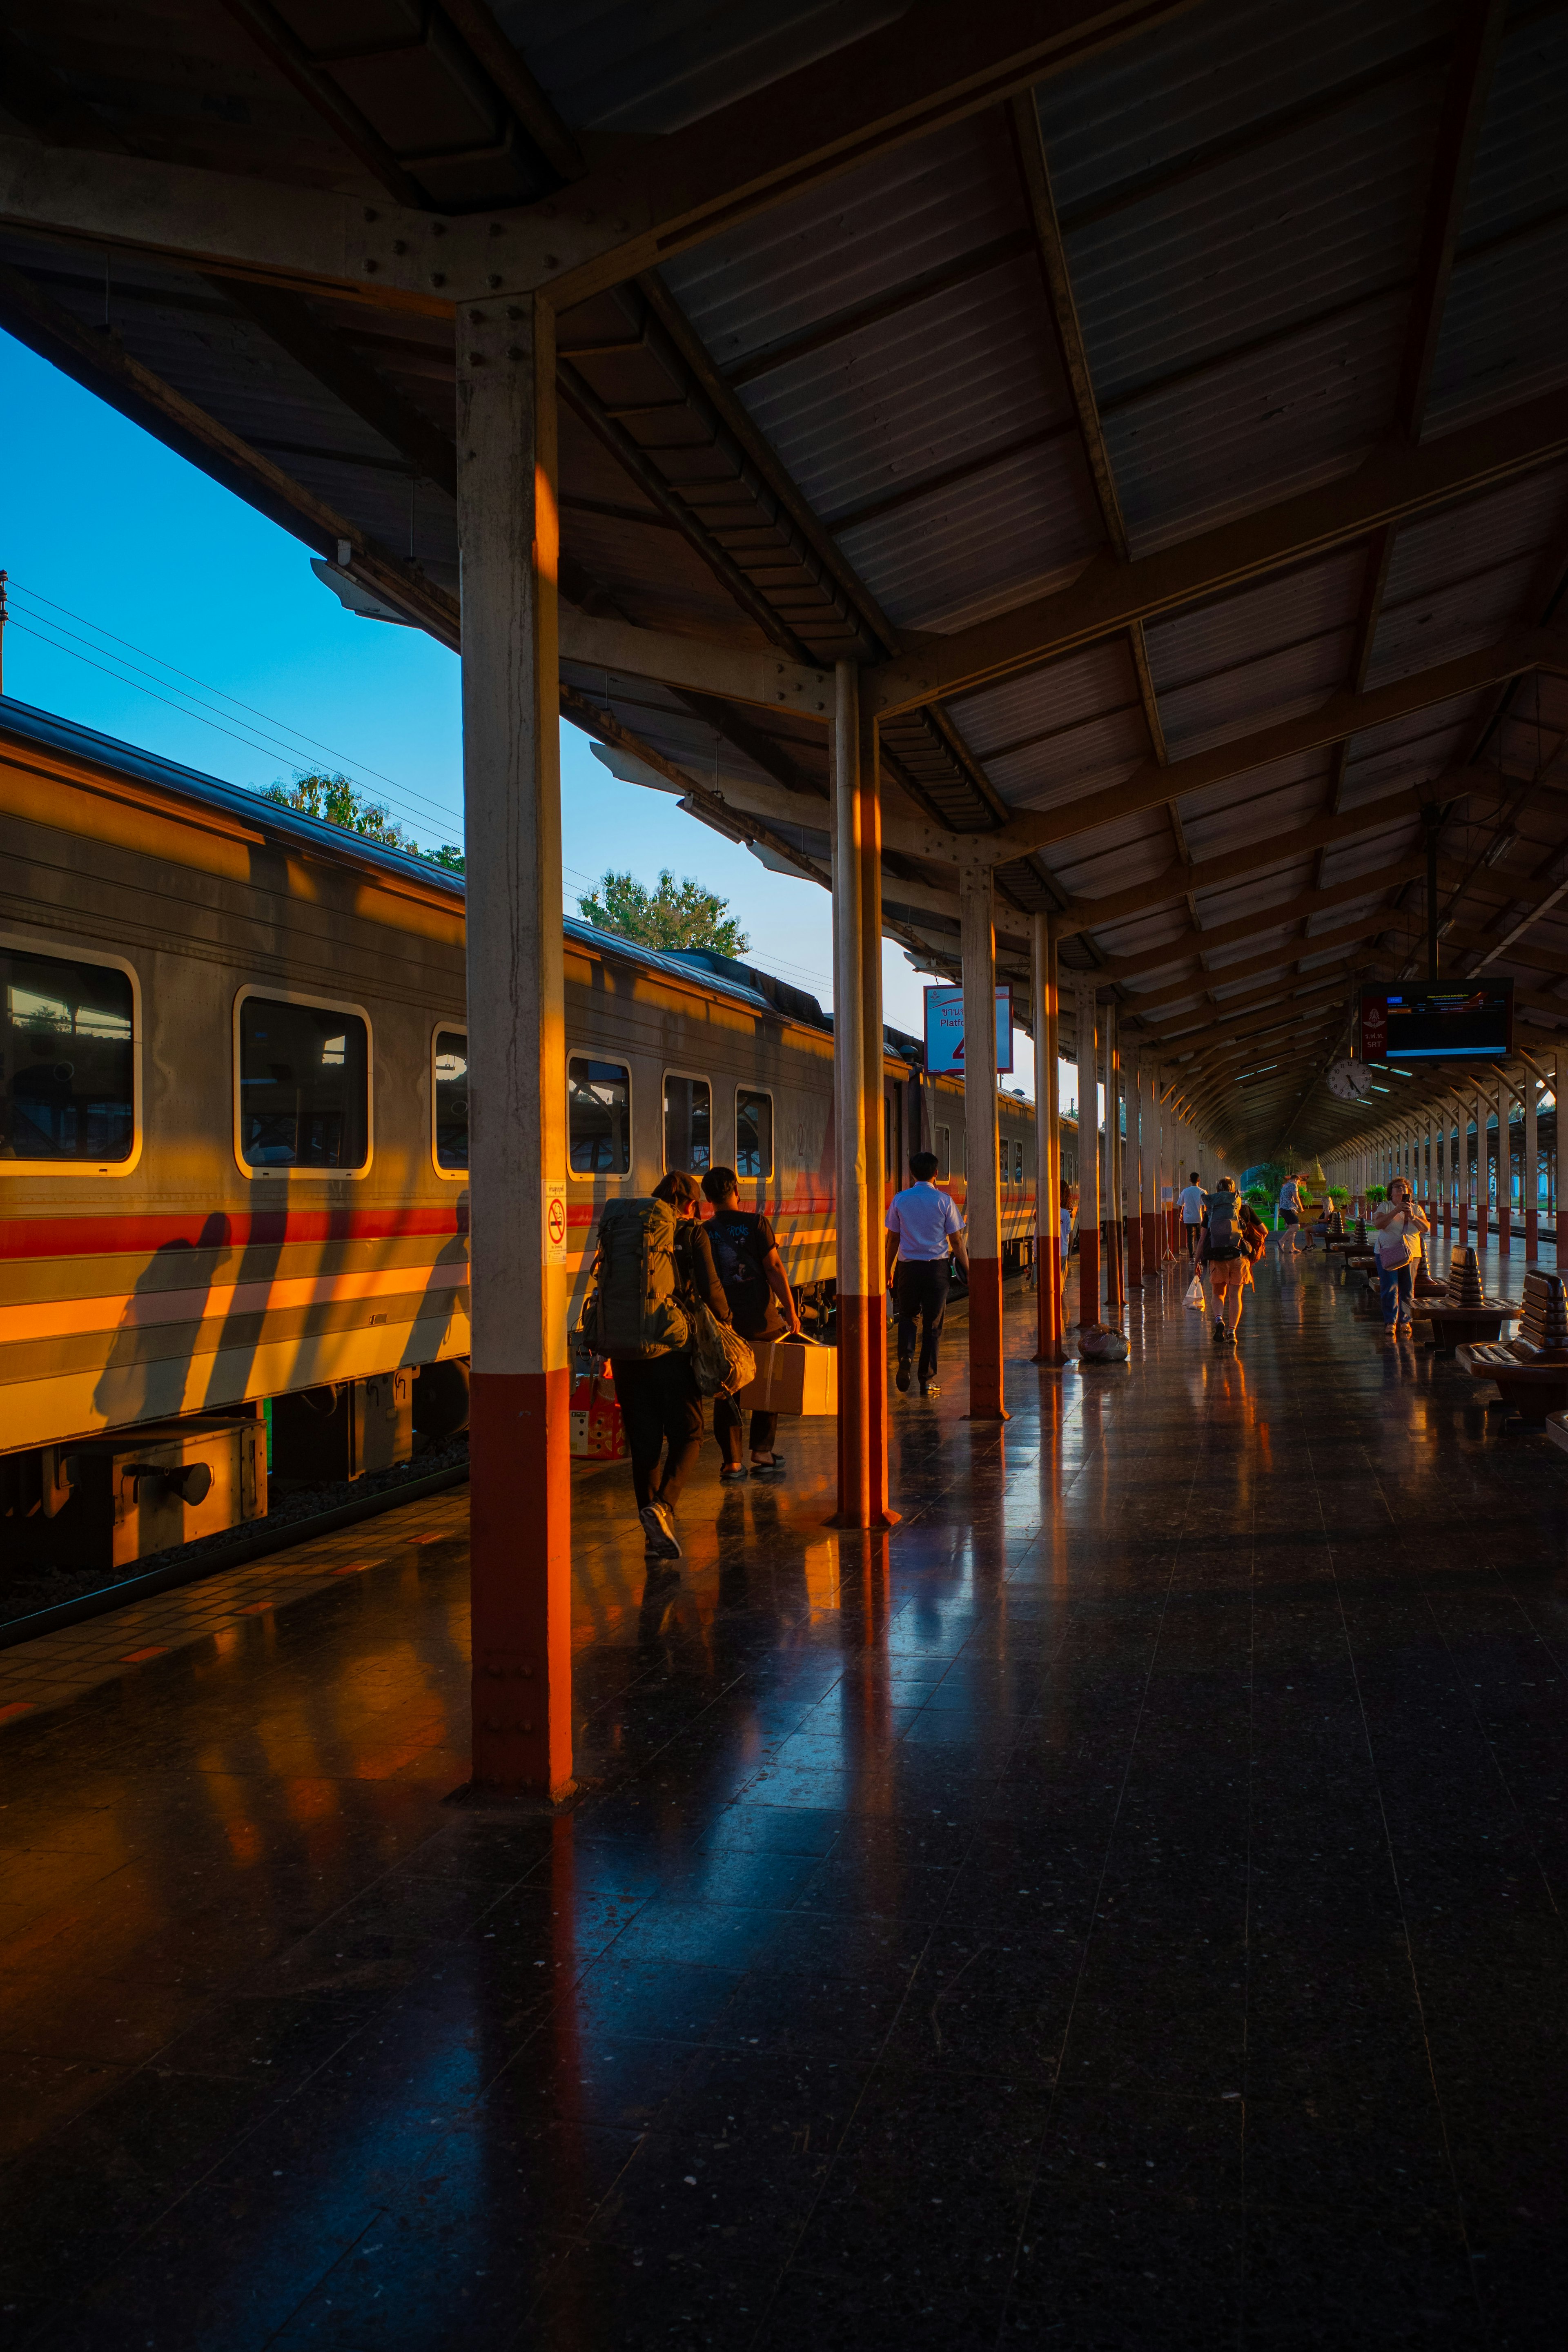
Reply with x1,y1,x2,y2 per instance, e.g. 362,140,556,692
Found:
0,699,1067,1561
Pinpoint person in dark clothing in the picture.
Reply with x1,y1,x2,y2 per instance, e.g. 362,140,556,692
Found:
701,1165,801,1479
611,1171,730,1561
884,1150,968,1397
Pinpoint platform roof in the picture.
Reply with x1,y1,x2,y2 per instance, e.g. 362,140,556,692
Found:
3,0,1568,1161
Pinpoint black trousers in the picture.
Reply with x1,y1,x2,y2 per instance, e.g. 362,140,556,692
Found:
895,1259,949,1381
612,1353,703,1512
1184,1223,1202,1260
713,1396,779,1463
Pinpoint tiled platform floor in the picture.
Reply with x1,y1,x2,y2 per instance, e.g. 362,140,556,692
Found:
1,1242,1564,2349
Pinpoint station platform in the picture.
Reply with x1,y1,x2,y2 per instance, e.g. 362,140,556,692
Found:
2,1248,1565,2349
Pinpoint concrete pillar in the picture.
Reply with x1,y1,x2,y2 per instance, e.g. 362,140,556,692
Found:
458,298,572,1799
1526,1074,1540,1263
1081,983,1105,1336
831,662,895,1525
1032,916,1065,1365
1143,1065,1160,1276
961,859,1007,1418
1104,1001,1125,1318
1125,1056,1143,1291
1497,1072,1512,1256
1557,1049,1568,1264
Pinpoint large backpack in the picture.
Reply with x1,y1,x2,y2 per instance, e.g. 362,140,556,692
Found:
706,1210,769,1320
583,1198,690,1361
1207,1192,1242,1261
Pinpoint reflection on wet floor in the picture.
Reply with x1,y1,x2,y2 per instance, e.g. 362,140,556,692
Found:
1,1244,1565,2348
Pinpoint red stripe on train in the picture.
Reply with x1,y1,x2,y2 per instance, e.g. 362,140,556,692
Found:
0,1205,468,1262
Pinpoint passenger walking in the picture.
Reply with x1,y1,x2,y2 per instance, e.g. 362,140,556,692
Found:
701,1165,800,1481
1199,1176,1263,1345
886,1150,969,1397
1372,1176,1429,1336
1178,1169,1208,1261
599,1171,731,1561
1276,1170,1305,1253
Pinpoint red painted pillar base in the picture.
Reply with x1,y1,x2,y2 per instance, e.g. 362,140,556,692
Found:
1499,1208,1512,1257
469,1367,573,1799
1078,1231,1100,1331
833,1292,898,1530
1126,1214,1143,1290
1034,1237,1066,1365
967,1255,1009,1418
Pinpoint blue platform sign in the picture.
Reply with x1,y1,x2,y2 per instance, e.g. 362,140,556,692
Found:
923,985,1014,1077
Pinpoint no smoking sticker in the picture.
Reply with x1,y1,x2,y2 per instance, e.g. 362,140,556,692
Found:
543,1180,567,1266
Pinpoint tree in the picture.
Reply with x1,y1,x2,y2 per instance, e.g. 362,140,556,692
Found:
578,868,749,956
263,773,464,873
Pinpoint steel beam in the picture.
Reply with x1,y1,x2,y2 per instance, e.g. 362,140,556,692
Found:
0,4,1194,309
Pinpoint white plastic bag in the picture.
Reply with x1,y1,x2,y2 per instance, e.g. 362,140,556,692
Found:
1183,1274,1206,1311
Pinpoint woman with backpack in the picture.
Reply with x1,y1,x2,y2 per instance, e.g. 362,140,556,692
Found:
598,1171,731,1561
701,1165,801,1480
1199,1176,1265,1345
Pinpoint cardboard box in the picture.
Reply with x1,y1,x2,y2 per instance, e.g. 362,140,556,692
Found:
734,1338,837,1417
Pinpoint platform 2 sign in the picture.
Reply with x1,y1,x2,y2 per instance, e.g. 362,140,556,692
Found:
1360,982,1513,1062
924,985,1014,1076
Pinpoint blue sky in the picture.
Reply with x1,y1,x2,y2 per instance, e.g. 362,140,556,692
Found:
3,326,1059,1098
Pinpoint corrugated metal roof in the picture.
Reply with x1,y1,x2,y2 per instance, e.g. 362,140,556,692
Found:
1425,6,1568,427
1147,553,1363,757
948,639,1145,812
660,114,1021,367
499,0,907,136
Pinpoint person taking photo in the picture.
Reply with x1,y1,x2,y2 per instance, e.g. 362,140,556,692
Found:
1372,1176,1429,1336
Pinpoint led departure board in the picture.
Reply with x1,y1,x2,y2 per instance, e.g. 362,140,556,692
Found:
1360,982,1513,1062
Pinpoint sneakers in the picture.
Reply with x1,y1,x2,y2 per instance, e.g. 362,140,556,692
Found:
895,1359,911,1394
1212,1321,1226,1344
638,1500,682,1558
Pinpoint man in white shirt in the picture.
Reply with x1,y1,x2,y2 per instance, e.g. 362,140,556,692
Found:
1178,1171,1207,1262
885,1152,969,1398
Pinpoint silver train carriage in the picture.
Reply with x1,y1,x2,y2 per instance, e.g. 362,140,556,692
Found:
0,702,1073,1566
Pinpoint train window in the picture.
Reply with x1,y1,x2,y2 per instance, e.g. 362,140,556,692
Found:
663,1072,710,1173
569,1056,631,1175
236,993,370,1172
433,1030,467,1174
1,942,136,1167
935,1124,951,1180
1015,1139,1025,1183
735,1087,773,1180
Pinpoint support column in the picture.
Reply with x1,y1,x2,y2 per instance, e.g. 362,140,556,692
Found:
961,859,1008,1418
1526,1074,1540,1264
1076,985,1100,1330
459,298,572,1800
1104,1001,1125,1318
1551,1049,1561,1270
1126,1056,1144,1291
831,662,895,1527
1032,916,1065,1365
1497,1071,1512,1257
1145,1071,1163,1273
